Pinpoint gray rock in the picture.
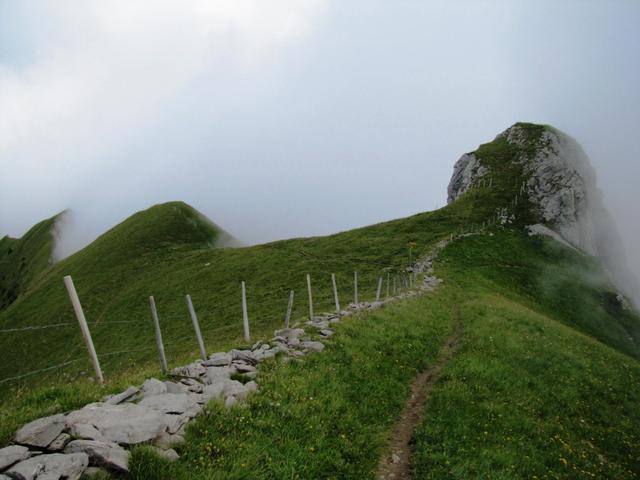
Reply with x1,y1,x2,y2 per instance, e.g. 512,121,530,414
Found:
154,432,185,450
231,362,256,373
138,393,197,415
221,379,249,400
6,453,88,480
224,396,237,408
201,383,226,402
179,378,204,394
300,341,325,353
15,414,66,448
0,445,29,470
230,349,258,365
274,328,305,340
245,381,259,393
163,381,186,394
203,352,231,367
319,329,334,337
164,414,189,436
141,378,167,397
68,423,104,441
64,440,129,473
171,363,206,379
392,453,401,464
66,403,167,445
104,386,139,405
239,371,257,380
48,433,71,452
205,366,236,383
150,447,179,462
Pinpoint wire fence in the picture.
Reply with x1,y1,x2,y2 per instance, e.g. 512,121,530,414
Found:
0,179,527,390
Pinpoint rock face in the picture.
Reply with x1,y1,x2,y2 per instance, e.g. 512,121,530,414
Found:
447,123,640,305
447,153,487,204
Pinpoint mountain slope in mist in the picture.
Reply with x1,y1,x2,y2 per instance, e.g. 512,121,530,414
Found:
0,212,61,311
1,123,639,479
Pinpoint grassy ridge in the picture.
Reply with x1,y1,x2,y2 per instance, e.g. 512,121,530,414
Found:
127,292,455,480
412,232,640,478
124,230,640,479
0,212,60,310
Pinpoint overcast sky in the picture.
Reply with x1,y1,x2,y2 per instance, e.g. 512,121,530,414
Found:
1,1,639,270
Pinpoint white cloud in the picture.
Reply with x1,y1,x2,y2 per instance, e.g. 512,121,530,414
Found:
0,0,327,163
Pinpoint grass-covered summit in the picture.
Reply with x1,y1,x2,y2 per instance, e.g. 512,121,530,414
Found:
1,123,639,478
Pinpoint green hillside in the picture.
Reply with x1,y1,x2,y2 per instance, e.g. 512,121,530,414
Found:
1,123,639,478
0,212,61,311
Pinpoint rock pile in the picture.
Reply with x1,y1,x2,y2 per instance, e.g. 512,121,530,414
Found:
1,245,448,479
0,314,343,479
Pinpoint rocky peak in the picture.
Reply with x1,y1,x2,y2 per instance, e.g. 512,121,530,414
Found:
448,122,639,305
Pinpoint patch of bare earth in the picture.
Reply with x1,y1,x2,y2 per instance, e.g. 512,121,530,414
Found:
376,320,462,480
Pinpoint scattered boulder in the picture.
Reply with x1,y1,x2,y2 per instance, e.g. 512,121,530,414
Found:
48,433,71,452
104,386,139,405
163,381,186,394
68,423,104,442
139,393,197,415
205,366,236,383
300,341,325,353
141,379,167,397
64,440,129,474
15,414,66,449
171,363,206,379
6,453,88,480
0,445,29,471
203,352,231,367
66,403,167,445
230,349,257,365
180,378,204,394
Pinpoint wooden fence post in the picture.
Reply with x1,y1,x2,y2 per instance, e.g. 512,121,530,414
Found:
331,273,340,312
306,274,314,320
386,273,390,299
285,290,294,328
241,282,251,343
376,277,383,302
186,294,207,360
63,276,104,384
149,296,168,374
354,271,359,305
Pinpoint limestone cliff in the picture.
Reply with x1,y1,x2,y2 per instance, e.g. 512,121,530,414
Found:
448,123,640,306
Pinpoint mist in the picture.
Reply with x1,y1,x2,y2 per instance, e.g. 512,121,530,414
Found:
1,1,640,291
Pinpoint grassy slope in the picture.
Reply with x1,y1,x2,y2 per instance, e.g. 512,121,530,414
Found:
0,212,60,310
125,230,640,479
1,123,639,478
412,232,640,479
0,197,476,443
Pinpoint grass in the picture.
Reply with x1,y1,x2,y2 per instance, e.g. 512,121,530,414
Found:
124,229,640,479
126,291,455,479
412,232,640,478
1,122,639,479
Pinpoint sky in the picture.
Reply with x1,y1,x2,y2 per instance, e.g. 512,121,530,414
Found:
1,1,639,272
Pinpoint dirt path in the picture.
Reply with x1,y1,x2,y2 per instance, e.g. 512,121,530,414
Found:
376,319,463,480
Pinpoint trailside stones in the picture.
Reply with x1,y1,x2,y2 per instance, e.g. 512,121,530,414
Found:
66,403,167,445
203,352,232,366
15,414,66,448
141,378,167,397
48,433,71,452
300,341,325,353
64,440,129,474
0,445,29,470
6,453,88,480
104,386,139,405
139,393,197,415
